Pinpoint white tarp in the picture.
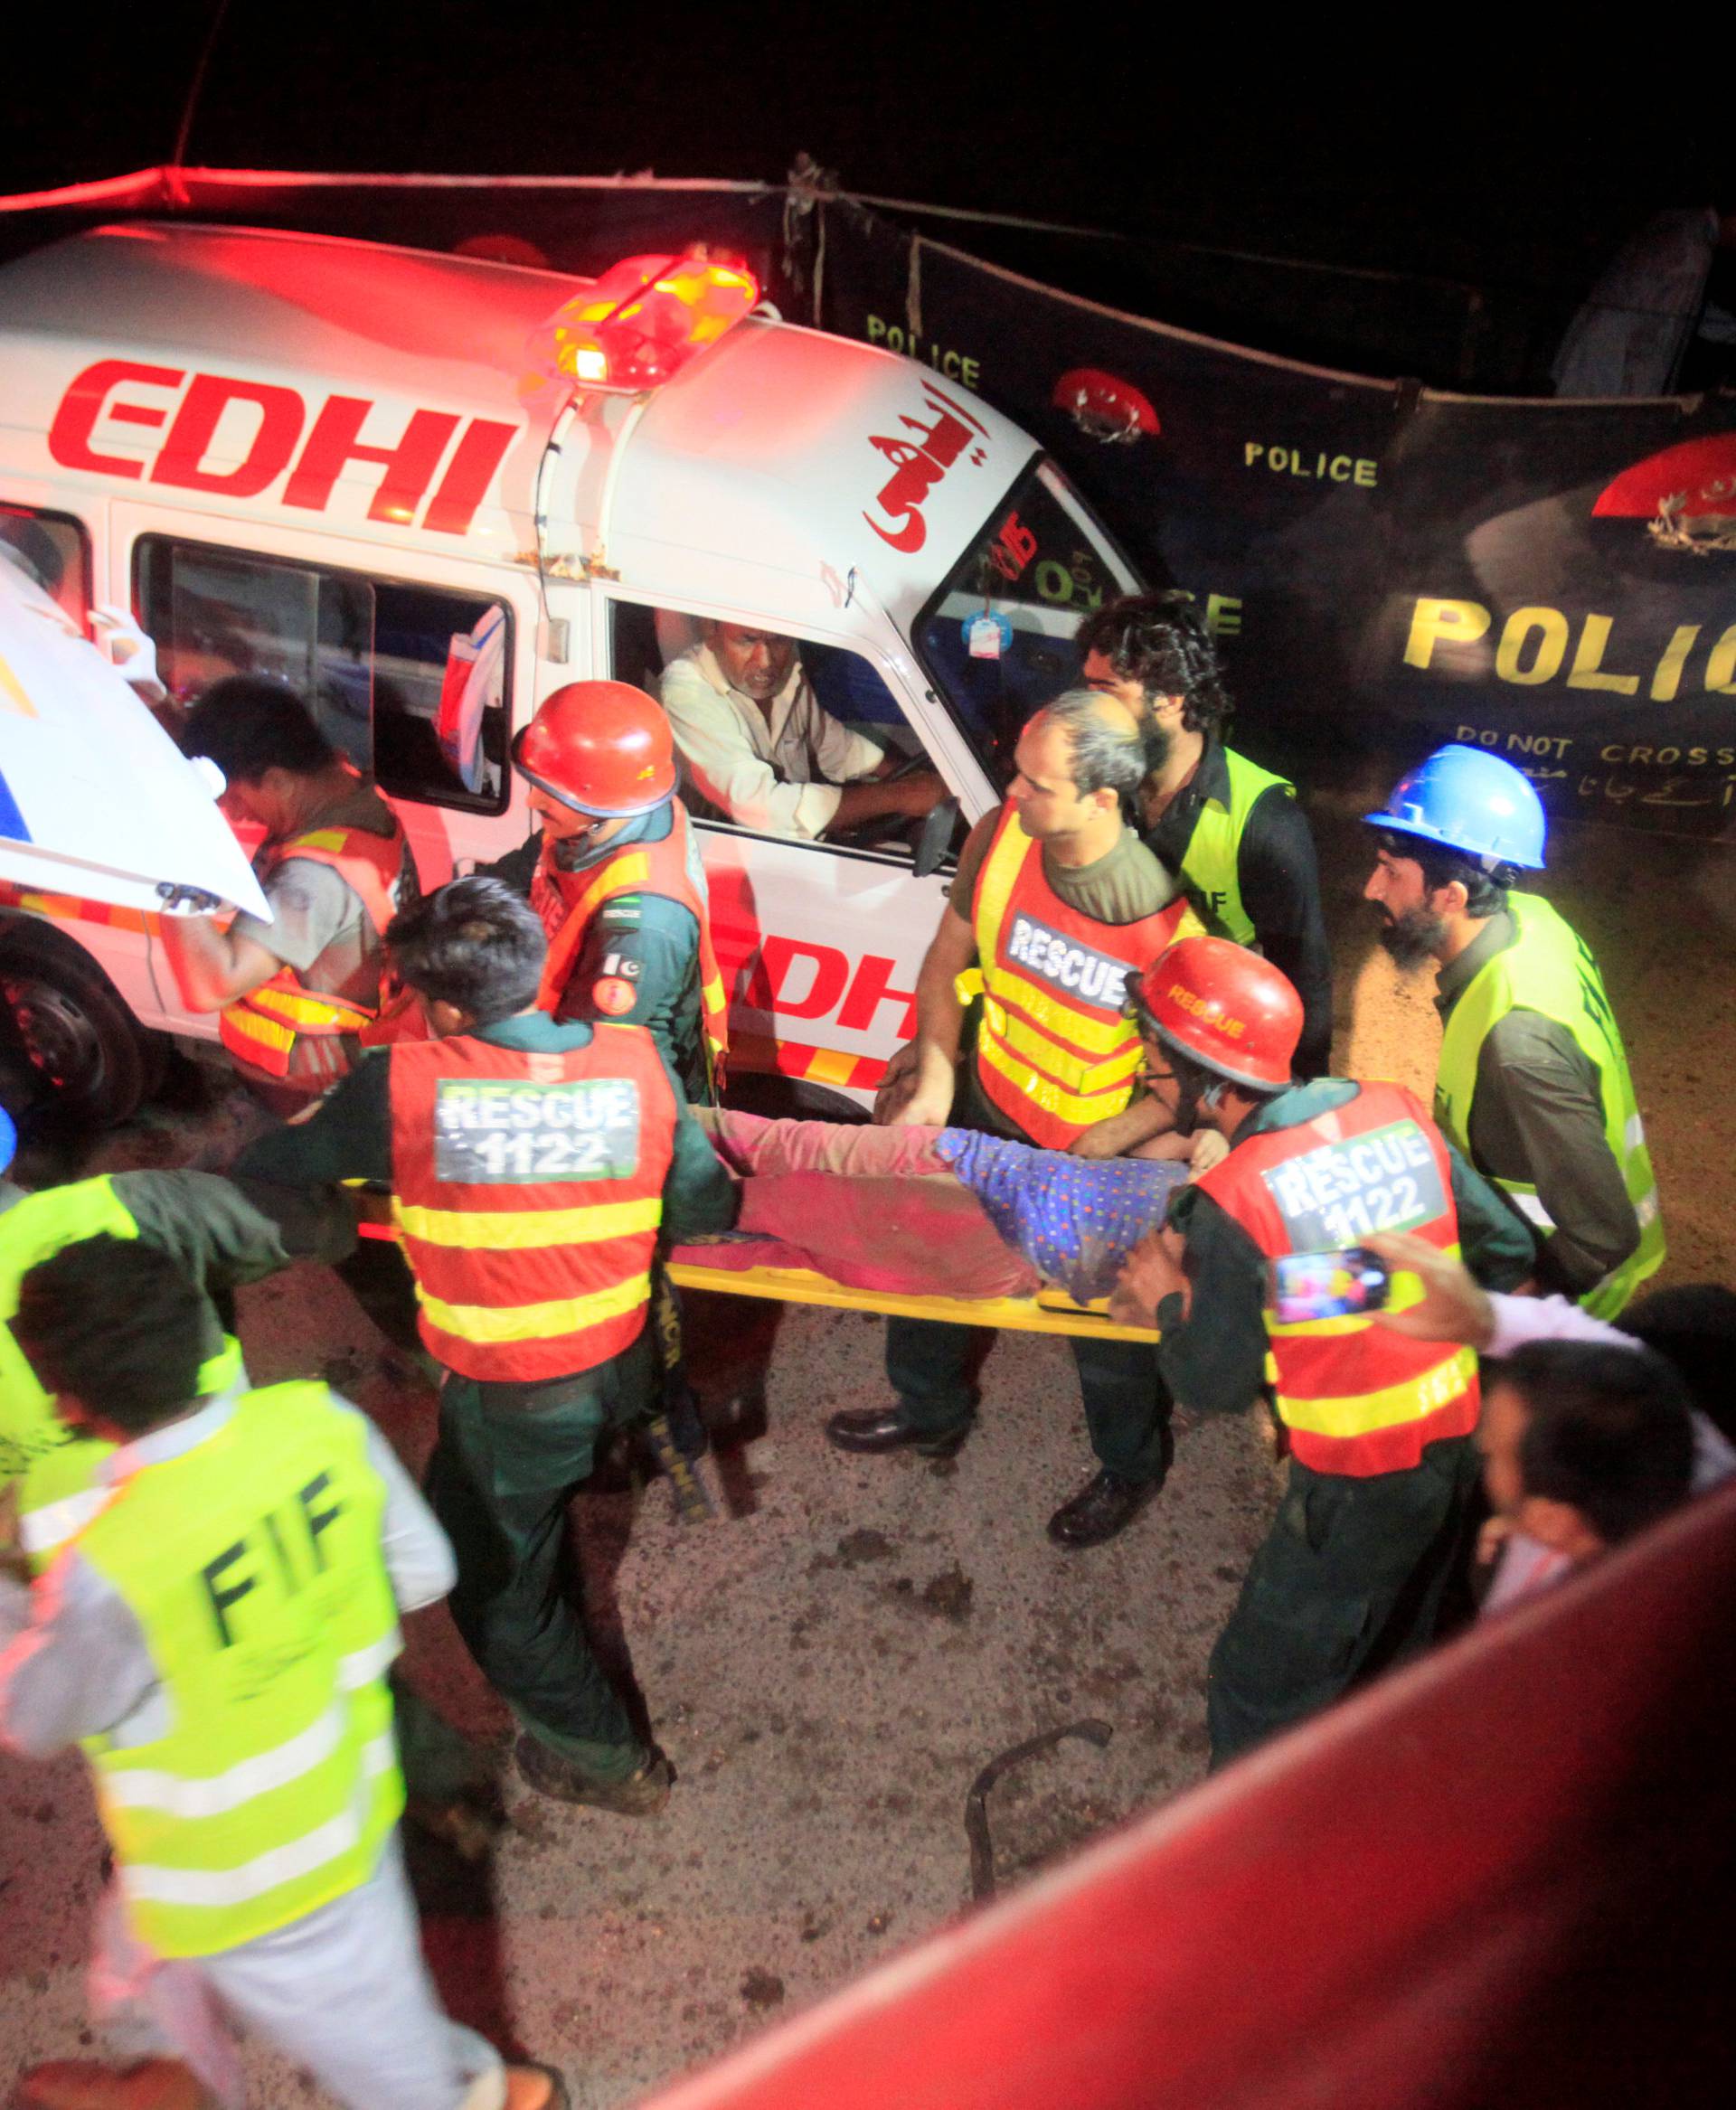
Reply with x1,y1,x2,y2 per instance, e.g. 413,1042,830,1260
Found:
0,564,269,921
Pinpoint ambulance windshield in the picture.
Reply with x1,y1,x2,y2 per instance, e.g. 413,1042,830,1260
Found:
913,461,1138,788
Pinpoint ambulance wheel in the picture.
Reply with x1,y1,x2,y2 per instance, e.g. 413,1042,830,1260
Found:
0,925,166,1128
721,1073,869,1125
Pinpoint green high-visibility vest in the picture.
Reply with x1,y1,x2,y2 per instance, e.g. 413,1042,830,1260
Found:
1,1177,242,1569
1176,747,1295,949
1434,891,1665,1318
75,1382,404,1958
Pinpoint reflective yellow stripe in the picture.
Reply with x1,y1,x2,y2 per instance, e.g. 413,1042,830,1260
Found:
1278,1344,1477,1437
1267,1246,1460,1338
804,1044,860,1088
418,1271,652,1345
982,961,1136,1058
982,994,1143,1093
245,985,372,1031
976,1030,1137,1126
120,1749,393,1909
392,1197,661,1249
973,808,1027,966
221,1007,295,1057
103,1705,349,1819
571,850,651,928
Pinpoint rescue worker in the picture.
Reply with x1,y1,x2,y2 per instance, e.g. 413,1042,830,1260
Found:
1363,744,1665,1316
162,677,417,1102
660,619,947,842
235,879,739,1813
835,691,1202,1548
0,1238,562,2110
1109,938,1533,1766
0,1119,502,1863
1,1133,278,1568
1078,592,1334,1079
476,681,726,1099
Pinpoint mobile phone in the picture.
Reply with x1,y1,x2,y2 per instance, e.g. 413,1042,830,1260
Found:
1269,1247,1391,1323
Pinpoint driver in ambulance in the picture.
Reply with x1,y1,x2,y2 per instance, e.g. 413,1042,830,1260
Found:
660,619,948,841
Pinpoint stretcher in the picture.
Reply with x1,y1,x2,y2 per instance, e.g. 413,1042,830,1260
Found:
354,1207,1155,1338
665,1253,1158,1342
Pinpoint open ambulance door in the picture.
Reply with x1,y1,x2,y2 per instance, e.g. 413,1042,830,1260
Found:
0,556,272,1124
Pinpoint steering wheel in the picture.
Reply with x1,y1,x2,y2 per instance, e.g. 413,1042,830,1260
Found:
842,749,959,870
835,745,946,855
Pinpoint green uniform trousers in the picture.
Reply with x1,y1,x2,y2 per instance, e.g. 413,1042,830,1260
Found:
423,1329,656,1782
1207,1433,1480,1768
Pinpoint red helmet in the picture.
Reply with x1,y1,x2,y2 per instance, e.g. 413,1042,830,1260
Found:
1129,937,1301,1091
513,682,676,817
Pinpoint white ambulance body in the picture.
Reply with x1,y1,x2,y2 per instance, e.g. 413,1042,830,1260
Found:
0,221,1137,1119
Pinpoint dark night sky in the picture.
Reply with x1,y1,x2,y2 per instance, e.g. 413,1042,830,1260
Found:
10,8,1732,306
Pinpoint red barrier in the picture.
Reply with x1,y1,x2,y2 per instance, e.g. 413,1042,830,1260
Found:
644,1482,1736,2110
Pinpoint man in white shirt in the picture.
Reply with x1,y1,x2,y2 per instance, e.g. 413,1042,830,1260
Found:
660,622,947,842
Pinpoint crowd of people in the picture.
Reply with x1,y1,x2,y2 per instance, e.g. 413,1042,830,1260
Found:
0,590,1723,2110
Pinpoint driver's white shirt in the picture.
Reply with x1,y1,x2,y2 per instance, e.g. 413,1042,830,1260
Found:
660,642,884,841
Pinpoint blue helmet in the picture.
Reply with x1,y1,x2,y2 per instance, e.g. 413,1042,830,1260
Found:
0,1105,14,1177
1363,744,1546,871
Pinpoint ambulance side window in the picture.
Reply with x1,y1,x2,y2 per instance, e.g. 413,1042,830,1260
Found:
612,599,953,857
0,506,90,626
136,538,510,815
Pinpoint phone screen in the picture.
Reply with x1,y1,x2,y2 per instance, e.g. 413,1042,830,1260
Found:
1270,1248,1391,1323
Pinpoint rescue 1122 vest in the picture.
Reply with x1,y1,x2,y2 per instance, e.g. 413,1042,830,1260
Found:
1193,1079,1480,1476
1175,747,1295,949
389,1024,678,1382
531,800,729,1087
220,822,413,1080
74,1383,402,1958
0,1177,242,1567
1433,891,1665,1319
963,806,1198,1149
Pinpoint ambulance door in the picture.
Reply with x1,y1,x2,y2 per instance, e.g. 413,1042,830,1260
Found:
0,499,173,1124
115,505,539,898
608,598,967,1111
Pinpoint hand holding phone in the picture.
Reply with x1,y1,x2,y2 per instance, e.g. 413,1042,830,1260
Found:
1270,1247,1391,1324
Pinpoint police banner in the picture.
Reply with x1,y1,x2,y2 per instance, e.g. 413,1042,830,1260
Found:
806,204,1736,839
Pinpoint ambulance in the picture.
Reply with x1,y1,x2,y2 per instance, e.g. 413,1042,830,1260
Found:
0,220,1140,1122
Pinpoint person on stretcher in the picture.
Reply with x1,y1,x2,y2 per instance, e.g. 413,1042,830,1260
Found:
676,1103,1217,1309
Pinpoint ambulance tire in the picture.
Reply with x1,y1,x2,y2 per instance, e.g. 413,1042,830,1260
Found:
0,924,166,1128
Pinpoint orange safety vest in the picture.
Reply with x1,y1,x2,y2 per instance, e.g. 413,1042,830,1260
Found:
965,807,1197,1150
388,1024,677,1382
532,800,729,1085
219,824,413,1080
1193,1079,1480,1477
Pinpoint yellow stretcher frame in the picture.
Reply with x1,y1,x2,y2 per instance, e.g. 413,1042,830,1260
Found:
665,1259,1158,1342
355,1193,1158,1342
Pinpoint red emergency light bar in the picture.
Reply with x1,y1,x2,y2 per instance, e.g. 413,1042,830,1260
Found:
547,251,760,391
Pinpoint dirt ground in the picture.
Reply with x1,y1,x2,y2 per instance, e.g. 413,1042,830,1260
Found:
2,762,1731,2108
